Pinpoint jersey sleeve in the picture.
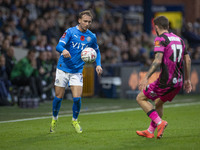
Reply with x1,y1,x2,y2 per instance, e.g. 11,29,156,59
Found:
181,39,188,55
91,33,99,51
92,34,101,66
154,36,166,53
56,29,72,53
59,29,72,45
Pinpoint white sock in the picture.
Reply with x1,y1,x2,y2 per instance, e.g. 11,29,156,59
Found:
53,116,58,120
157,120,162,125
72,117,77,121
147,129,153,134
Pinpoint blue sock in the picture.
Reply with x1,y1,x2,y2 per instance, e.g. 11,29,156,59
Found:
52,96,63,118
72,97,81,119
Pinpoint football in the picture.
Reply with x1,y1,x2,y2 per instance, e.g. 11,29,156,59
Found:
81,47,97,63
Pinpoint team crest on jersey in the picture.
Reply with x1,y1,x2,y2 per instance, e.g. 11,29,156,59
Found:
154,40,160,47
80,36,85,41
173,78,177,84
62,32,66,38
87,36,91,42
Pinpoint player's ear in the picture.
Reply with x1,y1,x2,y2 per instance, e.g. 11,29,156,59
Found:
78,18,81,24
155,25,158,30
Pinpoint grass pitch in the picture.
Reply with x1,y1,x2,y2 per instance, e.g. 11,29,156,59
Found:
0,95,200,150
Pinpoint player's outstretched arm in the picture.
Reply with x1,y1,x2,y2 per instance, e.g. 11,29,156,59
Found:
183,54,192,93
139,52,163,91
95,48,102,76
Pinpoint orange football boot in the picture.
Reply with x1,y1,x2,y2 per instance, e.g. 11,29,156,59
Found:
136,130,154,138
157,120,168,139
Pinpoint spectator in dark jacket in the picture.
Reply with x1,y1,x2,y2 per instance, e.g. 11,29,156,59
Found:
0,54,12,106
182,22,200,48
5,46,16,80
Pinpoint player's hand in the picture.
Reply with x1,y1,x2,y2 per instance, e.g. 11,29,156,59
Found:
96,66,103,77
62,49,71,58
183,80,192,93
139,77,148,92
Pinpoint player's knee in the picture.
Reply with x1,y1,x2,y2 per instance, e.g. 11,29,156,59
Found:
136,94,141,104
55,90,65,98
55,94,63,99
55,86,65,98
136,92,147,104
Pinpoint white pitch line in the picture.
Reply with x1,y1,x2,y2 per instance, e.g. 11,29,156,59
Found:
0,101,200,124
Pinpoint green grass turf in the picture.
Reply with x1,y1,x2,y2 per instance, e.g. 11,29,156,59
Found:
0,94,200,150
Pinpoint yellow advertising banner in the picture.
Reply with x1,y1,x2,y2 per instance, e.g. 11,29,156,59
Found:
155,12,183,29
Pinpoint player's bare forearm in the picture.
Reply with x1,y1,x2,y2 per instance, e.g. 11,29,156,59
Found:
145,53,163,79
184,54,191,80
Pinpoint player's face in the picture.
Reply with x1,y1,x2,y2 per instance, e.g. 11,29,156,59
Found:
78,15,92,32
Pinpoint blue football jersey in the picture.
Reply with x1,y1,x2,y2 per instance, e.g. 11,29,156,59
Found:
56,25,101,73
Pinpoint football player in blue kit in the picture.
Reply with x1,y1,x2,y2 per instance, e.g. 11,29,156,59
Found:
50,10,103,133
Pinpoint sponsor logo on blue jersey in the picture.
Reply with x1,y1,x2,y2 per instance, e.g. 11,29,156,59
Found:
72,42,88,50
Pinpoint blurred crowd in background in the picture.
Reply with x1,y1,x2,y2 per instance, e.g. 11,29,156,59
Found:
0,0,200,105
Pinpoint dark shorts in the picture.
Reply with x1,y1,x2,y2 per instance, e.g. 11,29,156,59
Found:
143,79,182,102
